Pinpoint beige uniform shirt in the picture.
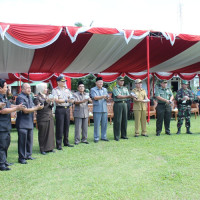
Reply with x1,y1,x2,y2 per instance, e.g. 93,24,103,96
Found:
52,86,73,107
132,88,147,110
73,92,89,118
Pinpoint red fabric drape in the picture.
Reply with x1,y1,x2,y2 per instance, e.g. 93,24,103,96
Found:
29,32,93,73
178,73,197,80
178,34,200,41
126,73,148,80
7,24,62,45
155,72,174,80
94,73,121,82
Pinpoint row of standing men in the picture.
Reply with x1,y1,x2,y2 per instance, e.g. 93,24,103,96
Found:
0,76,195,171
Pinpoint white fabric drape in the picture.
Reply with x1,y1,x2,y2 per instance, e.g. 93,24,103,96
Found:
64,34,144,73
0,38,34,72
150,41,200,72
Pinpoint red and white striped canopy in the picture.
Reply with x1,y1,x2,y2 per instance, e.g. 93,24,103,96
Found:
1,22,200,81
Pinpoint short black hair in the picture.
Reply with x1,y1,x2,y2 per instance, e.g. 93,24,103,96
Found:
0,79,6,89
96,77,103,82
78,80,84,86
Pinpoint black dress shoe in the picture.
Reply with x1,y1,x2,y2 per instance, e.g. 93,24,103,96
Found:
5,162,14,166
101,139,109,141
57,147,63,150
26,156,36,160
121,137,128,139
49,150,55,153
115,139,119,141
41,151,46,155
64,144,74,147
165,132,171,135
0,166,11,171
156,133,160,136
75,143,79,145
134,135,139,137
18,159,27,164
94,140,99,143
82,141,89,144
142,134,149,137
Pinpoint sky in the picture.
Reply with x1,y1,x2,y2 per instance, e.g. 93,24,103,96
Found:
1,0,200,35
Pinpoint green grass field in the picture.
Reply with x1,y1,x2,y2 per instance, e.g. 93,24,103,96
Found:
1,115,200,200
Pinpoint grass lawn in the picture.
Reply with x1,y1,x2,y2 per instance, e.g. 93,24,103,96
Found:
1,115,200,200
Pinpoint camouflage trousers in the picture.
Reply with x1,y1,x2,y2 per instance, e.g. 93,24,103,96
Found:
177,105,191,128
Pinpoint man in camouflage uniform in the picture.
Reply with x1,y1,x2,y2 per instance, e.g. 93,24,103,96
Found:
176,80,194,134
112,77,131,141
155,79,174,136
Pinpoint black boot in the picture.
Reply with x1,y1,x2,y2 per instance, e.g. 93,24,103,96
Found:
176,127,181,135
186,127,193,134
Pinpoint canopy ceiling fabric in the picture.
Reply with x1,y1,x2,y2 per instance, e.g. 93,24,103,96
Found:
1,22,200,81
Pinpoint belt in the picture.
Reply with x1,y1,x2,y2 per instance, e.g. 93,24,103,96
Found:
56,106,69,109
158,103,165,105
115,101,127,103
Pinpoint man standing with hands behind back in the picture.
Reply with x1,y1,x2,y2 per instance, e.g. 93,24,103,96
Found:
52,76,74,150
155,80,173,136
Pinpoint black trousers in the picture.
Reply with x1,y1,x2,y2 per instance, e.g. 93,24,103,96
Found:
0,132,10,167
18,129,33,160
156,104,172,134
55,107,70,148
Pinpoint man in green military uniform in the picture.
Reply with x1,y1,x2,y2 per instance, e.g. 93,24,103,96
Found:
176,80,194,134
112,77,131,141
155,79,174,136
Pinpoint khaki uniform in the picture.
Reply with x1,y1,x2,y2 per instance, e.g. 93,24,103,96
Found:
112,84,129,140
132,88,147,136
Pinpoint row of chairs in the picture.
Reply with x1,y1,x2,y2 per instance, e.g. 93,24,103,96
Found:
10,101,199,127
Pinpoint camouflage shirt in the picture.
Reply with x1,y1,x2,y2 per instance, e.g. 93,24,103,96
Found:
176,88,194,105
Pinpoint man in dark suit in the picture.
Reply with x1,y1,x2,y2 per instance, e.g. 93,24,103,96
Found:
16,83,43,164
0,79,25,171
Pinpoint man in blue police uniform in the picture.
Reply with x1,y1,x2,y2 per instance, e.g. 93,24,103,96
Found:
0,79,25,170
52,76,74,150
16,83,43,164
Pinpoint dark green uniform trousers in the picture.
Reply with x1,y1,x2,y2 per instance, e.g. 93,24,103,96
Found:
156,103,171,134
113,102,128,140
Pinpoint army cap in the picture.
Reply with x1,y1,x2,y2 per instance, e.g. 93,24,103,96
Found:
117,76,125,81
135,79,142,84
182,80,189,84
56,76,66,82
160,79,168,83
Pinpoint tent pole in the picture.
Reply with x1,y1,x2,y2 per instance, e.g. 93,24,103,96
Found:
28,72,30,83
146,36,150,123
20,75,22,93
199,75,200,86
153,73,155,96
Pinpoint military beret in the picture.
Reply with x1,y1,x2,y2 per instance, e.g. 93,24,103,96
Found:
182,80,189,84
160,79,168,83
